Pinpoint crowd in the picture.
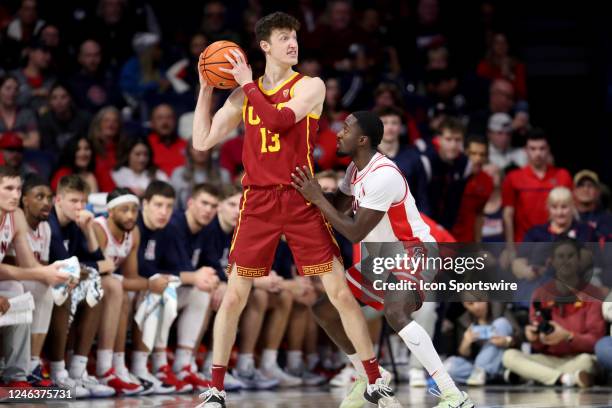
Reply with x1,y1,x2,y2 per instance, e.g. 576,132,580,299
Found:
1,0,612,399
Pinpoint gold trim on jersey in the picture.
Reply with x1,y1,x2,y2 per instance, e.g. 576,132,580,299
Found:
241,95,248,123
229,185,250,254
306,116,314,175
258,72,300,96
302,260,333,276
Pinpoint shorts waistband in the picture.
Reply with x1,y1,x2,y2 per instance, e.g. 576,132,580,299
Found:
245,184,294,191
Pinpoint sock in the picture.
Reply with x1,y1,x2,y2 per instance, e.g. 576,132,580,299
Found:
132,351,150,375
68,355,88,379
287,350,303,372
152,351,168,372
236,353,254,373
398,321,461,396
211,365,226,391
113,352,127,373
306,353,319,371
261,349,278,370
347,353,367,377
50,360,65,379
361,357,382,384
173,348,193,373
30,356,41,374
96,349,113,376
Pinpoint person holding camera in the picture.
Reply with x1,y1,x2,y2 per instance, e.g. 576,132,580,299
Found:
502,239,606,387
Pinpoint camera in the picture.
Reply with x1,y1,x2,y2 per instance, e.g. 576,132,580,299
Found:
533,301,554,335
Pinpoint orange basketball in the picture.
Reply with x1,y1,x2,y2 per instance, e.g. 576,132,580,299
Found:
199,40,247,89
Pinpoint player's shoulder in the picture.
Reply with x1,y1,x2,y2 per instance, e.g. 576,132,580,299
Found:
294,75,325,92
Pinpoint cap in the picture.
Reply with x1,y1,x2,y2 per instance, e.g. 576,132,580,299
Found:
132,32,160,54
0,132,24,150
488,113,512,133
574,169,599,186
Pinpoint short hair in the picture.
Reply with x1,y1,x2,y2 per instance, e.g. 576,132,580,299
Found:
547,186,574,207
143,180,175,201
22,174,48,195
220,183,242,201
255,12,300,43
191,183,221,200
526,128,549,144
465,135,488,150
352,111,384,149
375,106,404,122
316,170,337,180
438,117,465,136
0,165,21,183
107,187,134,203
57,174,89,195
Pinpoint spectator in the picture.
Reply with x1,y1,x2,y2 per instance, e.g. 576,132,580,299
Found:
426,46,449,70
480,164,505,243
573,169,612,239
477,32,527,100
88,106,123,192
5,0,44,45
451,136,494,242
445,301,517,386
420,68,468,130
503,239,606,388
502,129,573,246
166,32,208,97
372,83,421,144
219,133,243,182
147,103,187,177
38,23,70,75
112,135,168,197
487,113,527,170
0,131,37,177
38,83,91,155
69,39,124,113
11,40,55,113
0,74,38,148
199,1,240,44
170,143,231,210
319,78,348,133
595,294,612,373
468,78,520,137
51,135,106,193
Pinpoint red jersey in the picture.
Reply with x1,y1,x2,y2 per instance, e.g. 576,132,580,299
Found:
241,72,318,187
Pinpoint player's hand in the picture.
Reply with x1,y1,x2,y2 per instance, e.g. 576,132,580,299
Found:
193,267,220,292
44,262,73,287
149,275,171,294
76,210,94,230
291,165,324,205
212,282,227,310
221,49,252,87
197,52,213,89
0,296,10,315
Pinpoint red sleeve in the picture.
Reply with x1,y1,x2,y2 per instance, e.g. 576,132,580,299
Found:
94,163,116,193
501,171,516,208
569,301,607,353
51,168,72,192
557,168,574,189
242,82,296,133
476,60,493,79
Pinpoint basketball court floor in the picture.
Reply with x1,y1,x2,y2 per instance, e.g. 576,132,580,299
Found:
10,385,612,407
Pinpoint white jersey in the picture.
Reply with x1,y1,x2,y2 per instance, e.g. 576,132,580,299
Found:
7,221,51,263
94,216,134,270
0,212,16,262
339,153,434,243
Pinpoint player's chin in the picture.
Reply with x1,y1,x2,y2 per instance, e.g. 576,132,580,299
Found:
285,54,298,65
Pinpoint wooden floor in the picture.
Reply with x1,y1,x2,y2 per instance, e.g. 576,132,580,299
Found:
13,385,612,407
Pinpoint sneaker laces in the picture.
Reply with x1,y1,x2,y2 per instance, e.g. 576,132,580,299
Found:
199,388,225,402
370,381,394,397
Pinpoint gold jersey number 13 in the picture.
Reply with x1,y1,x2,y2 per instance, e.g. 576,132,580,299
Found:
260,128,280,153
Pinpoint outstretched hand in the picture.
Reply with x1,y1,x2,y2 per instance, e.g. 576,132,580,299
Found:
220,49,252,87
291,166,324,205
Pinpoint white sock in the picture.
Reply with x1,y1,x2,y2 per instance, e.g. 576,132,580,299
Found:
96,349,113,376
69,355,88,379
113,352,127,373
287,350,303,372
173,348,193,373
50,360,65,379
398,321,461,396
347,353,367,377
30,356,41,374
261,349,278,370
131,351,150,375
306,353,319,371
152,351,168,372
236,353,255,373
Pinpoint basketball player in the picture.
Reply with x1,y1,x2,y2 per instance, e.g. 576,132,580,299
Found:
193,12,395,407
291,112,475,408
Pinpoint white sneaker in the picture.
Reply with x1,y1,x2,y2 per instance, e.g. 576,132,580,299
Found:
409,368,427,387
224,372,246,391
466,367,486,386
53,369,90,399
74,371,116,398
134,369,176,394
117,368,154,395
330,365,356,387
260,365,302,387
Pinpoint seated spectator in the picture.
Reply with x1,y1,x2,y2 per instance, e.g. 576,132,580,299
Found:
5,0,44,46
51,135,110,193
199,1,241,44
420,68,468,126
38,23,70,75
0,132,37,177
595,294,612,373
170,143,230,210
477,32,527,100
38,83,91,155
0,75,39,148
319,78,349,133
11,39,55,113
487,113,527,170
147,104,187,177
445,301,517,386
166,32,208,98
573,169,612,239
503,239,606,388
112,136,168,197
88,106,123,192
481,164,505,243
468,78,523,137
372,83,421,144
69,39,124,113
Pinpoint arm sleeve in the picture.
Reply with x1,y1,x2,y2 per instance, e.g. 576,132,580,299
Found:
242,82,296,133
568,302,607,353
358,167,405,212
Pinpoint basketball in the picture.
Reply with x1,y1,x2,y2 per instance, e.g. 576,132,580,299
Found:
199,40,247,89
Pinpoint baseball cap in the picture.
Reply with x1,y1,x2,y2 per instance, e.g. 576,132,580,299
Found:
574,169,599,186
488,113,512,133
0,132,24,150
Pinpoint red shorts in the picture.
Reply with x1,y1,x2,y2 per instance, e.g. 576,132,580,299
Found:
228,185,341,278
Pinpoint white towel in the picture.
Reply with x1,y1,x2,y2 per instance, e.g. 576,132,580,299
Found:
0,292,35,326
133,275,181,351
51,256,80,306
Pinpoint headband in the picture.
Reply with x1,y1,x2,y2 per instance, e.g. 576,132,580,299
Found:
107,194,140,209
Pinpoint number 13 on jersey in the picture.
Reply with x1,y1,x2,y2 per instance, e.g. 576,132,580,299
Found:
260,128,280,153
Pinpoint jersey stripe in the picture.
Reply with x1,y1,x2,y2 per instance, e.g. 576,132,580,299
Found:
229,186,251,254
387,204,416,242
258,72,300,95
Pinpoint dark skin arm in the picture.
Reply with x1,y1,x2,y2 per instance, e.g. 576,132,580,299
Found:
292,166,384,244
